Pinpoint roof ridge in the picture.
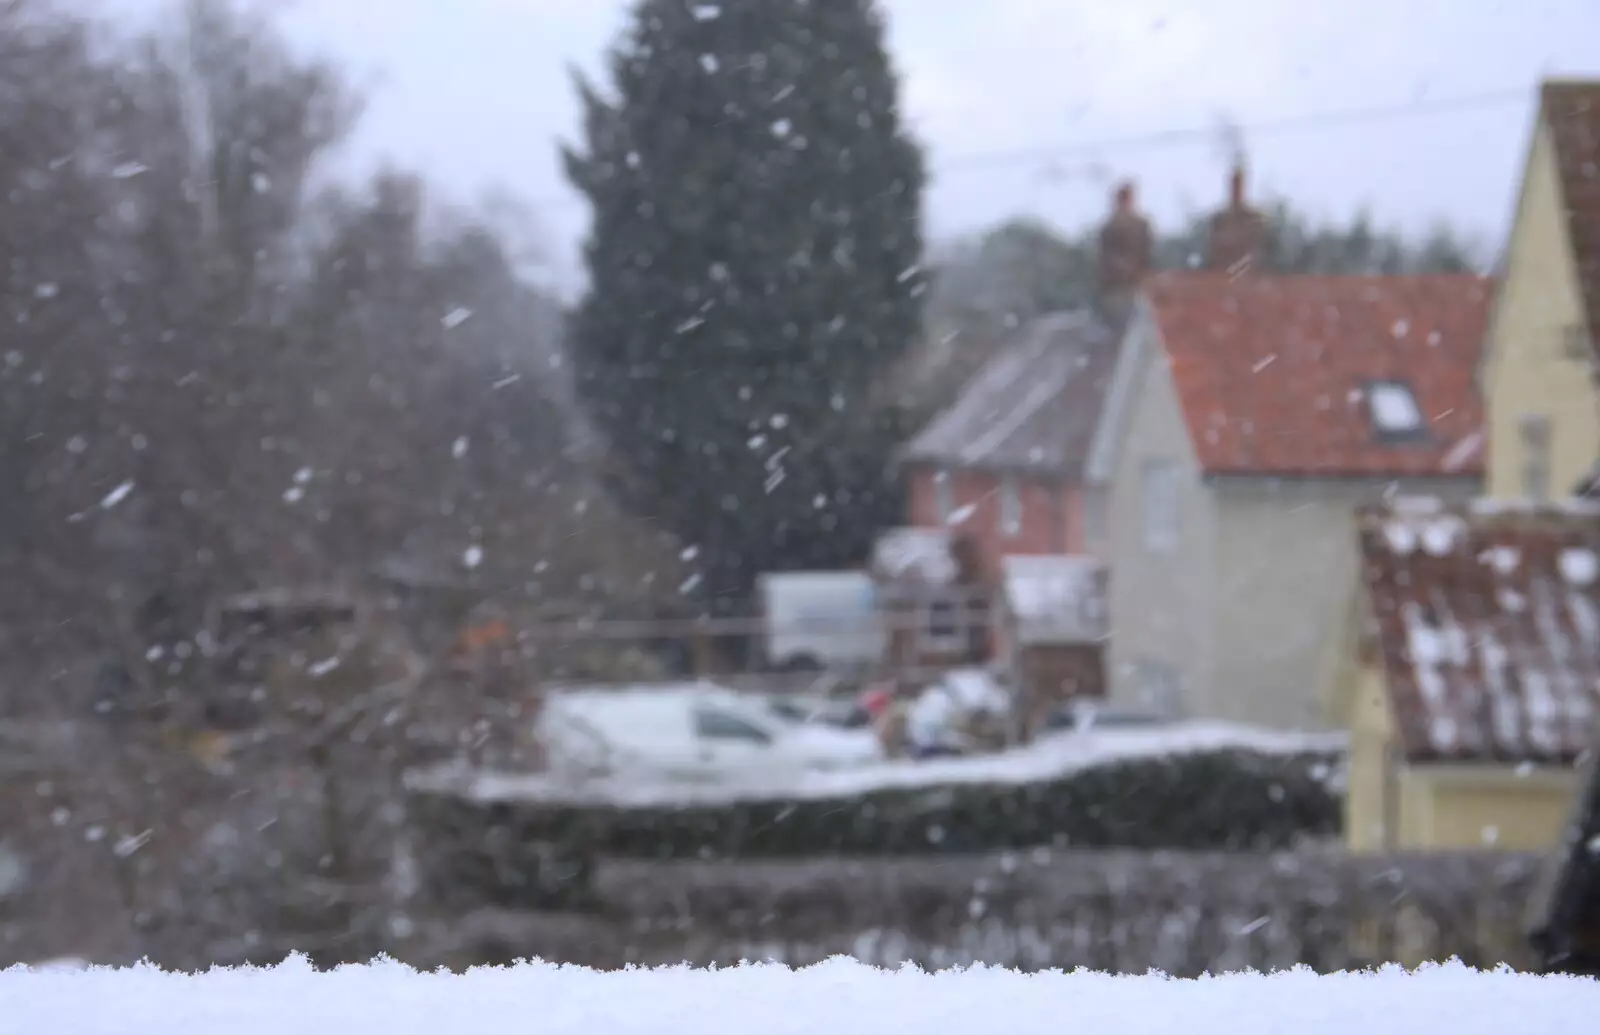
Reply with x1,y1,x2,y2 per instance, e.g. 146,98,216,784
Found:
1541,77,1600,90
1150,271,1490,286
1358,496,1600,522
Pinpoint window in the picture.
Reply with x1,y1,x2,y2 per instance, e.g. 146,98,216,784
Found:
999,474,1021,537
933,469,953,523
1520,414,1552,501
1140,459,1179,553
921,596,966,651
1561,324,1591,362
1083,487,1108,548
1365,380,1426,441
693,707,774,745
1139,660,1181,716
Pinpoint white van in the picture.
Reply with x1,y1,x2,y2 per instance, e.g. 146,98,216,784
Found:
757,571,883,671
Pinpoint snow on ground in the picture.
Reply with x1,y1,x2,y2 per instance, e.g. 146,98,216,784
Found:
0,957,1593,1033
424,720,1347,808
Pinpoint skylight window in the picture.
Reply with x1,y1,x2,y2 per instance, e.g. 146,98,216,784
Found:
1367,380,1426,439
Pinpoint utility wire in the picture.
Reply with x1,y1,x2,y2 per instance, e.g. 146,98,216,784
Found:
938,87,1530,173
532,85,1531,212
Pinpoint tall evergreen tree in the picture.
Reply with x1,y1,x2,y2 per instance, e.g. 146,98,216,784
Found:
564,0,925,605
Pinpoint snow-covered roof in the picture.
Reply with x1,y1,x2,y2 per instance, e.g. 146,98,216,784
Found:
900,310,1121,476
871,527,958,585
1000,555,1107,645
1356,497,1600,765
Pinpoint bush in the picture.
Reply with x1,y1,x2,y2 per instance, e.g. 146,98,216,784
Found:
409,747,1343,880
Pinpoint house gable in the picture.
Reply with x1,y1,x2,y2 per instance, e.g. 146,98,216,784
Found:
1086,296,1161,486
1484,97,1600,500
1103,301,1216,717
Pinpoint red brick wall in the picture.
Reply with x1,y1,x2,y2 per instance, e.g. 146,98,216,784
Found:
907,465,1082,578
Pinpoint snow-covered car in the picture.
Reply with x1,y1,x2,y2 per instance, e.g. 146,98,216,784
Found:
539,681,884,782
764,692,872,729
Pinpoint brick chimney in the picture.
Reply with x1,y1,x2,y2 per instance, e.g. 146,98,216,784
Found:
1205,164,1266,273
1097,180,1152,315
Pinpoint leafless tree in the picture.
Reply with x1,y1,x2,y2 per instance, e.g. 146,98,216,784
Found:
0,0,687,968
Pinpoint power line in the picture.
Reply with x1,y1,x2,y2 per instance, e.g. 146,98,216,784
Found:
531,85,1531,214
937,86,1530,173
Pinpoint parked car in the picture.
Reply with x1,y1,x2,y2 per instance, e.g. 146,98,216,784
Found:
539,682,884,782
1042,698,1166,733
764,692,872,729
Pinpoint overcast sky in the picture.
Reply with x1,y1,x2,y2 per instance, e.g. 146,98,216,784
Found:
264,0,1600,296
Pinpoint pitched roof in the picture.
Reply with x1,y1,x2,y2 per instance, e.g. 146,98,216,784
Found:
1355,498,1600,765
999,555,1107,645
1541,80,1600,357
1147,273,1491,478
901,310,1120,477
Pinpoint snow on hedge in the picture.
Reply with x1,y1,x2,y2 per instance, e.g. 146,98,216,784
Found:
2,956,1593,1033
420,721,1347,808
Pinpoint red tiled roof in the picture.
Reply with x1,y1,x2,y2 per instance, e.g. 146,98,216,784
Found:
1542,81,1600,358
1146,273,1491,478
1356,499,1600,765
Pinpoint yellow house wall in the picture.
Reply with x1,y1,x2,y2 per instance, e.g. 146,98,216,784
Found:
1344,666,1392,852
1345,663,1579,852
1417,772,1579,851
1484,118,1597,500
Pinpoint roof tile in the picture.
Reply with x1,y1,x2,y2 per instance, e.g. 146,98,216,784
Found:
1148,273,1491,477
1357,498,1600,764
1542,80,1600,357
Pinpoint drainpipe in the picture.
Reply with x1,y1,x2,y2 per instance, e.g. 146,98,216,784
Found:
1051,482,1067,554
1381,742,1400,852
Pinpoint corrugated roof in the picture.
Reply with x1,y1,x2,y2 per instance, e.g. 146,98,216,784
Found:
1000,555,1107,645
871,527,957,585
1357,498,1600,765
901,310,1120,476
1148,273,1490,478
1542,80,1600,359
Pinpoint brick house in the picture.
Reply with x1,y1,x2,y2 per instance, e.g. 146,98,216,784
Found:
897,183,1154,579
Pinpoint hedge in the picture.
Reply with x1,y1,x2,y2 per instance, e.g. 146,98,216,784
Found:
407,746,1344,894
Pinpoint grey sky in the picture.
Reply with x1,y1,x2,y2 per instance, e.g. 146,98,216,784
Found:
273,0,1600,296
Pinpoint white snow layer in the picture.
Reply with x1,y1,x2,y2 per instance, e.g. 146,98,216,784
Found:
439,722,1346,807
0,957,1594,1033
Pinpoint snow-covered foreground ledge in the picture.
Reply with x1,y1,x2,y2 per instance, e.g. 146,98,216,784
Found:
1,957,1593,1033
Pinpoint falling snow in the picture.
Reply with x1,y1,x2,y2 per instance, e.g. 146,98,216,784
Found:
99,480,134,509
